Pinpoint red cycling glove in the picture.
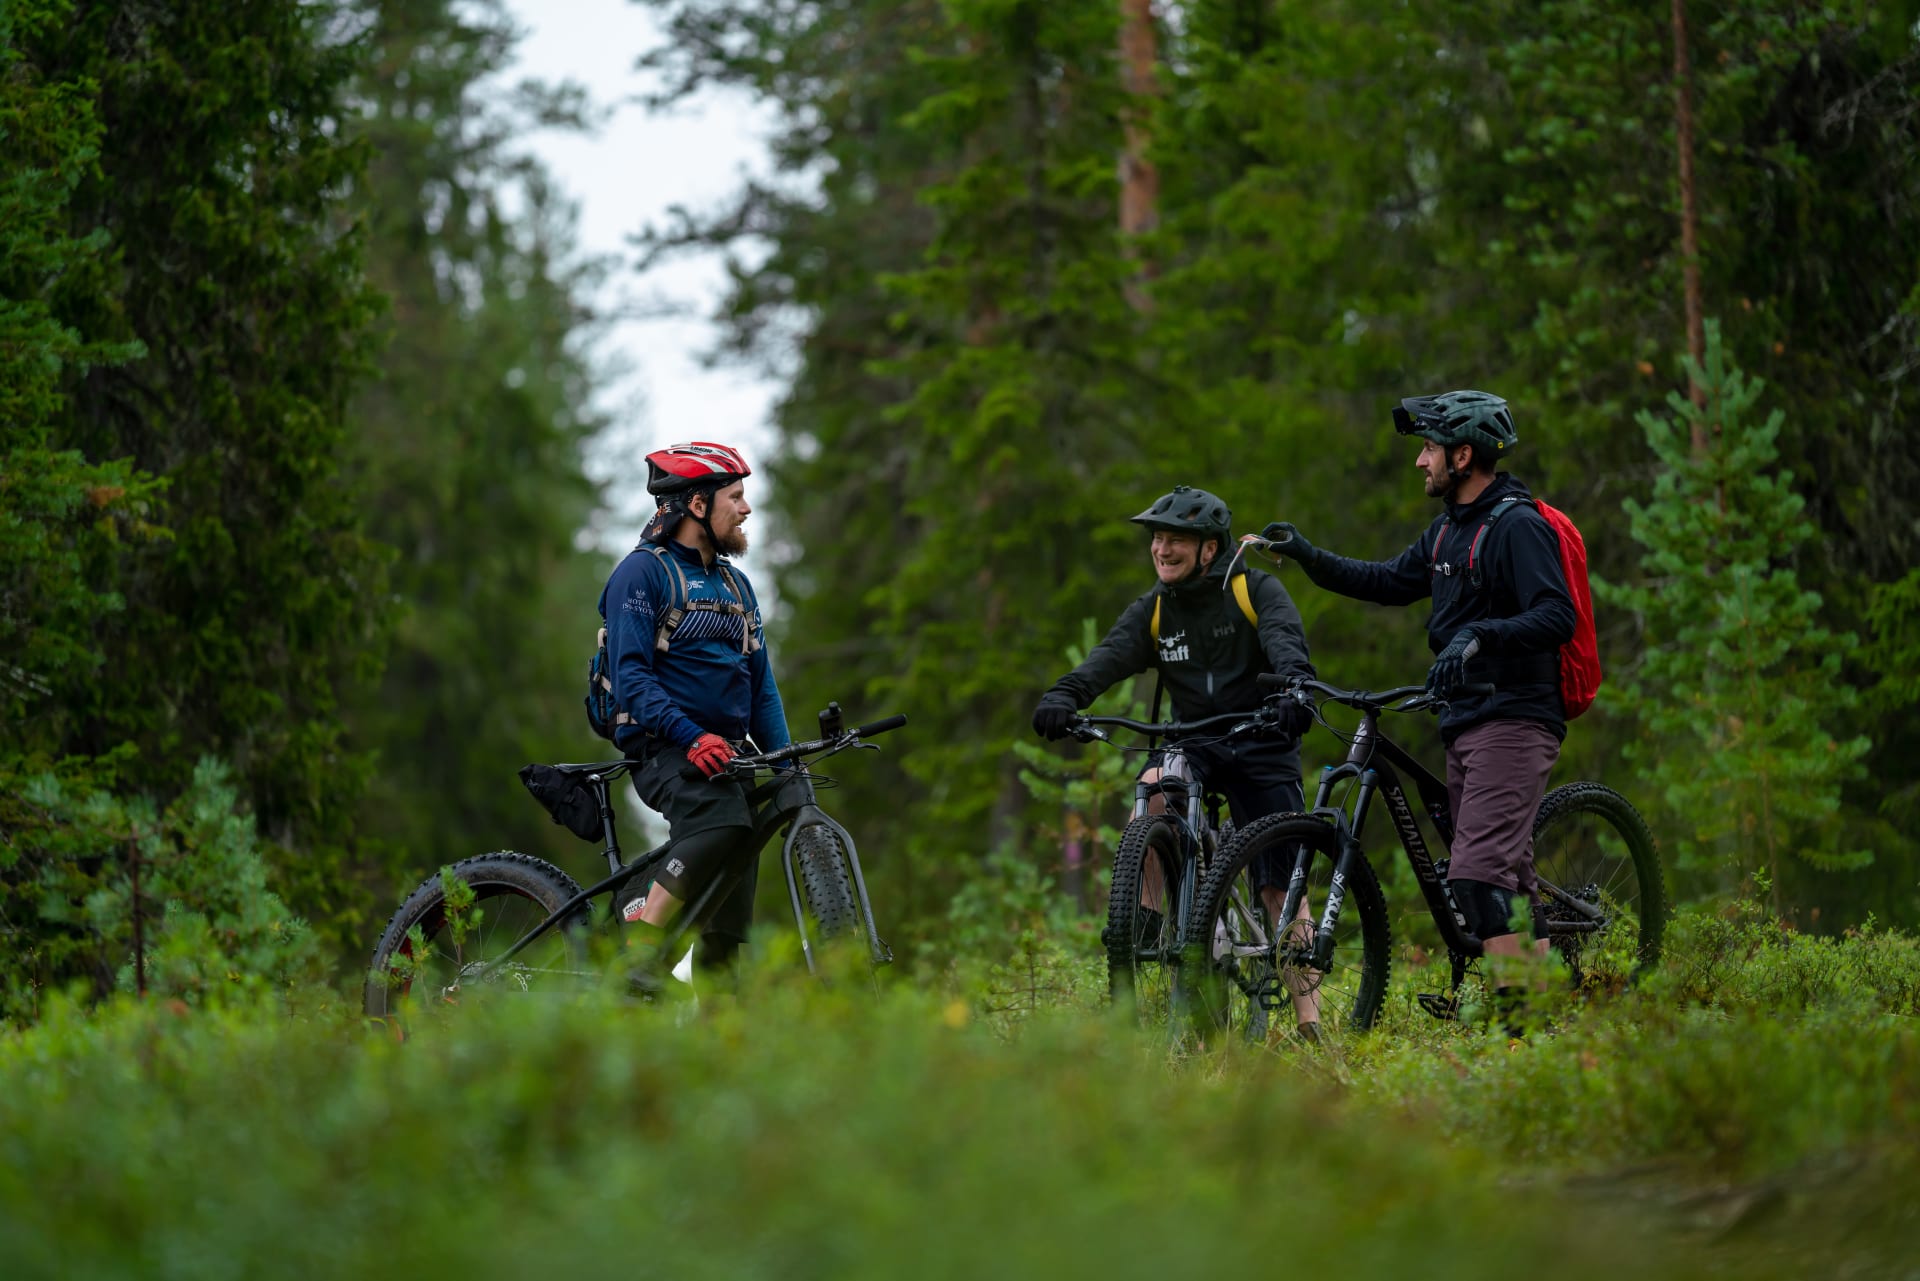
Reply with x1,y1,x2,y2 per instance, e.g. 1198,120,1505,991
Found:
686,732,736,778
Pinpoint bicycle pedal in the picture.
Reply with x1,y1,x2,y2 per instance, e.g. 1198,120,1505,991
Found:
1415,992,1460,1022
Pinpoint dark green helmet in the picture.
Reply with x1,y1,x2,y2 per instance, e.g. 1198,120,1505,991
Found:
1392,389,1518,455
1130,485,1232,541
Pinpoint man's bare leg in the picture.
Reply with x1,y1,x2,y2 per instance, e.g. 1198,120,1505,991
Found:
1260,884,1321,1031
1137,768,1170,914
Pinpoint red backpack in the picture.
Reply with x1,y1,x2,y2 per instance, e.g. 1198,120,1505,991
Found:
1443,495,1602,719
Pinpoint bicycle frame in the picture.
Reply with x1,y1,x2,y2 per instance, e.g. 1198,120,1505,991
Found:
1076,708,1252,967
1271,688,1610,969
465,752,892,984
1123,746,1227,964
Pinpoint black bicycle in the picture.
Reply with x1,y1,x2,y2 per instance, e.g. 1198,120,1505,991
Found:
1064,709,1271,1032
1180,675,1667,1042
363,706,904,1020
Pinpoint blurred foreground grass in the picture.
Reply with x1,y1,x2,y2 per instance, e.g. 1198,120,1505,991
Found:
4,908,1920,1280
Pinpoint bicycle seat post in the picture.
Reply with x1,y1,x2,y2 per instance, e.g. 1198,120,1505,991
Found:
591,773,624,875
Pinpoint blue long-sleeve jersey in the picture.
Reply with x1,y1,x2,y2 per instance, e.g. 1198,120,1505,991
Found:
598,539,792,756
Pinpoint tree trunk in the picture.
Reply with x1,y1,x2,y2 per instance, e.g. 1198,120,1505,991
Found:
1671,0,1708,449
1119,0,1160,309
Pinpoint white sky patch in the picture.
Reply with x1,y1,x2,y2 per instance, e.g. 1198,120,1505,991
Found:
504,0,783,571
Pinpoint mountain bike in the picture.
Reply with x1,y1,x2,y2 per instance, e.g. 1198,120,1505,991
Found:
362,707,905,1021
1180,675,1666,1042
1066,708,1296,1035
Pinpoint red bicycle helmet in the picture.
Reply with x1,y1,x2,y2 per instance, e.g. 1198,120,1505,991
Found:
644,442,752,495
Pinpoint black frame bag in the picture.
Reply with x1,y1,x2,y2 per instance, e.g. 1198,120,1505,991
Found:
518,764,605,844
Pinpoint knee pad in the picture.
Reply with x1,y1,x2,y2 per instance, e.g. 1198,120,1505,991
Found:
1449,878,1520,940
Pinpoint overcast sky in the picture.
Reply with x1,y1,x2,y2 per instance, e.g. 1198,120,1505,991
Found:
504,0,782,563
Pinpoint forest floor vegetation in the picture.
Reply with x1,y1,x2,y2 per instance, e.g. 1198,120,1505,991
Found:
2,905,1917,1279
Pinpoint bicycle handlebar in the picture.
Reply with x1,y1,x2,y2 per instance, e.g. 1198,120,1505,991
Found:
1071,707,1275,742
729,712,907,771
1255,672,1495,713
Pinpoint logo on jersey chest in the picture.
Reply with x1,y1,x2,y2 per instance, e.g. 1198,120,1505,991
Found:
1157,629,1190,663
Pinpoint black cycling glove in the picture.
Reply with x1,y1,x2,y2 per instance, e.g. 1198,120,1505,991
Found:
1260,522,1326,572
1426,628,1483,697
1031,692,1079,741
1269,695,1314,740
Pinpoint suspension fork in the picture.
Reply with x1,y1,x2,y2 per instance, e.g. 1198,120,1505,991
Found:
775,770,891,972
1305,769,1382,972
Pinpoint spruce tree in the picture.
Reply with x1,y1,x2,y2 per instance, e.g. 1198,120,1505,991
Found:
15,0,391,941
341,0,612,893
1598,322,1870,911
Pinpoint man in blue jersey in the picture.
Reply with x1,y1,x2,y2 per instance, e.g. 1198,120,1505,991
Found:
599,441,791,991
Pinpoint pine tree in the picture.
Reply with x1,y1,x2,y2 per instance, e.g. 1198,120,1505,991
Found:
1598,322,1871,910
341,0,612,894
14,0,391,940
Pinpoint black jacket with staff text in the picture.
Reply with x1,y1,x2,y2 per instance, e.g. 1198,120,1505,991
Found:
1046,552,1315,725
1297,473,1575,743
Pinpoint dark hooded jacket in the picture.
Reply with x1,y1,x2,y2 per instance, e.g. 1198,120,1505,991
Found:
1047,552,1315,726
1298,472,1575,742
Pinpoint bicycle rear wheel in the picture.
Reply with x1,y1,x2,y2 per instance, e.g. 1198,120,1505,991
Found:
364,852,592,1021
1105,815,1185,1029
1532,782,1667,991
1446,782,1668,998
1180,814,1391,1045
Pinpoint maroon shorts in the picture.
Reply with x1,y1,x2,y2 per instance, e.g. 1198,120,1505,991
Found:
1444,720,1561,898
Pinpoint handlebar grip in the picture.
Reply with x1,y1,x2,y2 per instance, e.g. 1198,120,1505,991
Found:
1256,673,1292,690
855,713,907,737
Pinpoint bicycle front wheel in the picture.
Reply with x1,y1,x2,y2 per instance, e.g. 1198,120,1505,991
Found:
1105,815,1185,1029
364,852,592,1021
1180,814,1391,1045
792,823,860,943
1531,782,1667,992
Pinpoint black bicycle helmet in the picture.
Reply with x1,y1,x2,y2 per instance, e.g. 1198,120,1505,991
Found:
1392,390,1518,455
1129,485,1233,541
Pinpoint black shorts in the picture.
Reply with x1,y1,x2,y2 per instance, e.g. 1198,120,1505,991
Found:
630,746,761,942
1144,734,1303,890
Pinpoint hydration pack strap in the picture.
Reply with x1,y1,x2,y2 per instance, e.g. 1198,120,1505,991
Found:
640,545,762,654
1432,496,1535,590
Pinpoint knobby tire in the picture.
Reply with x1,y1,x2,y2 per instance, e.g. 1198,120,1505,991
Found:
1105,815,1184,1029
364,851,591,1022
1180,813,1391,1045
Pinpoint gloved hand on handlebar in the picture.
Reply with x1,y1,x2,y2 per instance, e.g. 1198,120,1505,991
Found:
1259,522,1326,572
1425,627,1483,698
1269,695,1314,740
686,732,737,778
1031,692,1079,741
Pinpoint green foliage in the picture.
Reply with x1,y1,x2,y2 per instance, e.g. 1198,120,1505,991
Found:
1649,901,1920,1016
0,757,323,1021
0,0,160,722
340,0,613,907
1864,568,1920,712
6,1,393,954
640,0,1920,933
1011,617,1154,862
7,976,1900,1281
1597,323,1871,895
